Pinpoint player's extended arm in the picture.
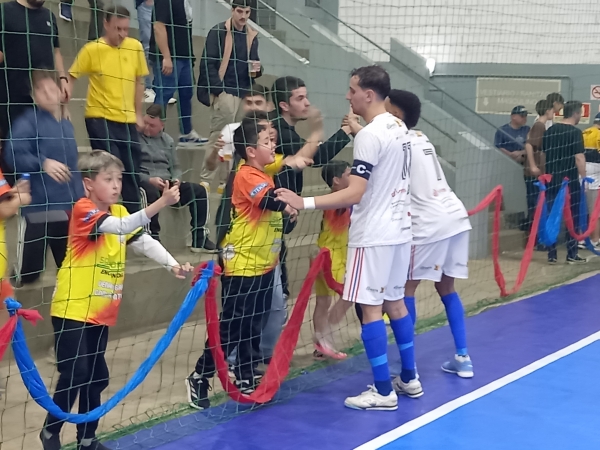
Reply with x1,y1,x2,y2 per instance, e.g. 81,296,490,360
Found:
128,233,179,271
275,174,367,211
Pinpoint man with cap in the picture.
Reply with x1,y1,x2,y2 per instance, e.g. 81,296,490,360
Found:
494,105,530,163
581,112,600,246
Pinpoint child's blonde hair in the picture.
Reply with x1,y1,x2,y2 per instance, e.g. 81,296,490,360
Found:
78,150,125,180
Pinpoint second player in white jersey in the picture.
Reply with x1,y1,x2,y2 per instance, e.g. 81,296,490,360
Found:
386,89,474,380
409,129,472,245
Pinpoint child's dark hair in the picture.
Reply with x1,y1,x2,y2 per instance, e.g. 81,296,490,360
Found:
321,160,350,188
535,99,553,117
546,92,564,105
233,111,270,160
387,89,422,129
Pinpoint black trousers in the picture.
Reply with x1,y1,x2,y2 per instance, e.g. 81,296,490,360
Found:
45,318,109,441
19,217,69,285
195,271,274,380
140,180,208,244
85,118,142,213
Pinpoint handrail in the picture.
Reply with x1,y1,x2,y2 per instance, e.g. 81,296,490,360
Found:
303,0,507,139
257,0,310,38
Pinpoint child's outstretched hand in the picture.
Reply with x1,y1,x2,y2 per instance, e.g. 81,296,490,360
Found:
161,184,180,206
172,262,194,279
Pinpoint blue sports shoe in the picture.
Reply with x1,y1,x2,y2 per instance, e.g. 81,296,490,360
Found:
441,355,474,378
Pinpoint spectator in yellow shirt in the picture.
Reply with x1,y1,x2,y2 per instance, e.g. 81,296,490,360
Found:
67,5,149,213
582,113,600,246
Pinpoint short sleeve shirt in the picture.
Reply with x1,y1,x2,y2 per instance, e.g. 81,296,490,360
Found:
0,2,59,102
349,112,412,247
221,165,283,276
542,123,584,191
69,37,149,123
51,198,142,326
149,0,194,59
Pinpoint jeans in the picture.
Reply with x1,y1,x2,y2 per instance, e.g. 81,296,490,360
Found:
151,58,194,135
44,318,109,441
136,3,153,90
547,182,581,260
85,118,142,213
227,264,285,366
195,272,274,380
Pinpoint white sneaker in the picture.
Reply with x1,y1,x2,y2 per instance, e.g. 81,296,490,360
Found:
168,97,177,105
392,376,424,398
179,130,208,147
344,385,398,411
143,89,156,103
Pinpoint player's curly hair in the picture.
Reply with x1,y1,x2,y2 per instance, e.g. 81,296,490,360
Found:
387,89,421,129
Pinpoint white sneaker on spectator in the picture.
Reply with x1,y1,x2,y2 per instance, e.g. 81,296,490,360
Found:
179,130,208,147
168,97,177,105
144,89,156,103
578,240,586,249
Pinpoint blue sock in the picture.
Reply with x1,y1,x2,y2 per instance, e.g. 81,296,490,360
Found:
404,296,416,325
441,292,468,356
389,315,416,383
361,320,392,396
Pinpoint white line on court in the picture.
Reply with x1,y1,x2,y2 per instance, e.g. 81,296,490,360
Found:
355,331,600,450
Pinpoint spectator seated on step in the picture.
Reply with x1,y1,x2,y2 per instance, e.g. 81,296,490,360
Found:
139,104,216,252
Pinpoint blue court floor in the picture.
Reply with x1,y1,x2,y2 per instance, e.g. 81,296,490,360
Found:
109,275,600,450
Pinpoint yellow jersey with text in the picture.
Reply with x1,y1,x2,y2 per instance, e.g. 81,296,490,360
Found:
583,126,600,150
69,37,149,123
222,165,283,276
51,198,142,326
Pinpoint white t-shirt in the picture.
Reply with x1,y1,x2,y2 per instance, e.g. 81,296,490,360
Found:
348,112,412,248
409,130,472,245
219,122,241,171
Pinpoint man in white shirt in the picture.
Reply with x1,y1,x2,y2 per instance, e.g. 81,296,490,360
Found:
276,65,422,411
386,89,474,379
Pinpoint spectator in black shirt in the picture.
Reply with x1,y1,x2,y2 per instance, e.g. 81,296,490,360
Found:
0,0,69,141
150,0,206,147
271,76,355,194
197,0,262,188
542,100,587,265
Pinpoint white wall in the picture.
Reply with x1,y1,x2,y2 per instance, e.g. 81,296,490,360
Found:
339,0,600,64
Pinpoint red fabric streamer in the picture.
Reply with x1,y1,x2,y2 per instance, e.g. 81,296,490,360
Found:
563,182,600,241
205,249,342,404
467,181,547,297
0,306,43,362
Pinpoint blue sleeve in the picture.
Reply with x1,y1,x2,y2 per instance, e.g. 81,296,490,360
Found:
3,115,45,174
494,128,504,149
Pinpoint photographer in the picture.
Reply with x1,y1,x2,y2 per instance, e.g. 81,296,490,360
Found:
139,105,215,252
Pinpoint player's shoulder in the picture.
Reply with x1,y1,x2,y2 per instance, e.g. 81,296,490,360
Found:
409,129,431,145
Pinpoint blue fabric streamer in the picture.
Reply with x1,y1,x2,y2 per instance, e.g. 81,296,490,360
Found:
579,178,600,255
5,261,214,424
537,179,568,247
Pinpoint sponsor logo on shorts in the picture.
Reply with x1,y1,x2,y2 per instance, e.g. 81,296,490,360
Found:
455,262,468,267
366,286,384,293
434,265,440,271
420,266,432,270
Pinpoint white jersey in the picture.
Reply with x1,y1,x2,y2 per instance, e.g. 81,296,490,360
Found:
218,122,241,171
409,130,472,245
348,112,412,248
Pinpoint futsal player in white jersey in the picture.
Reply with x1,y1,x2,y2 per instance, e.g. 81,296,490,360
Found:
276,66,422,411
386,89,474,378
